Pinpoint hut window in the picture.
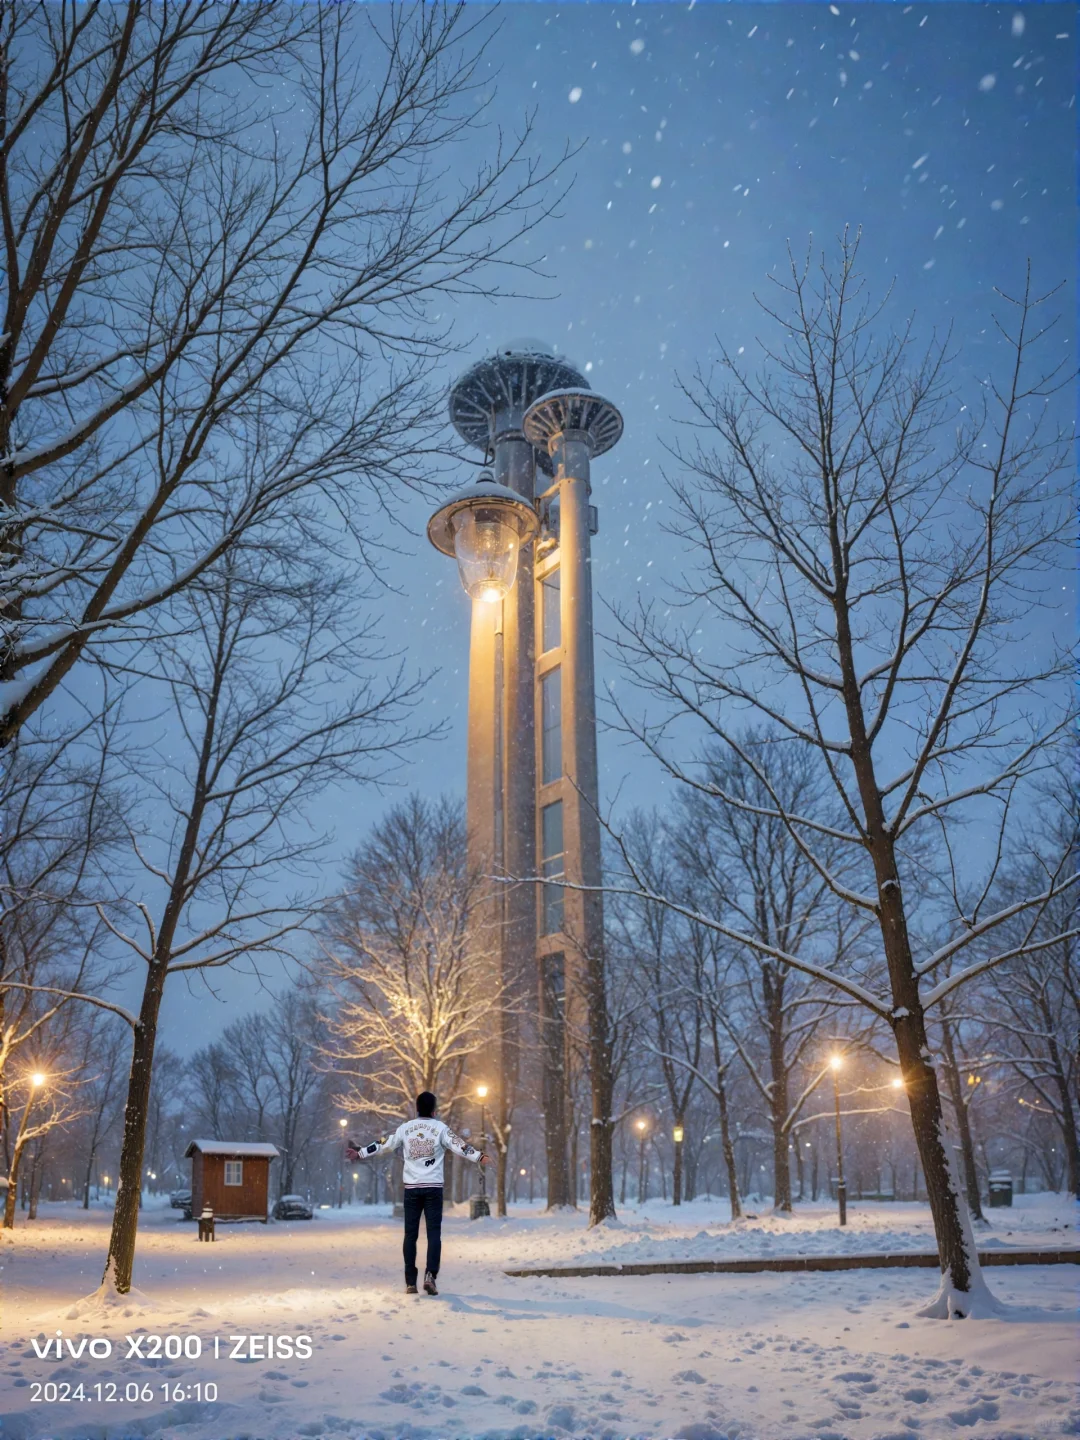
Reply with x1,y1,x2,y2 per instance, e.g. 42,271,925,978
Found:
224,1160,243,1186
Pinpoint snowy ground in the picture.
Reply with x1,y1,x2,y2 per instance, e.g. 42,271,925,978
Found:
1,1193,1077,1440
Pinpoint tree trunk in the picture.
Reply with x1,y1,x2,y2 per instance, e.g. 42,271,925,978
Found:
672,1115,684,1206
540,954,571,1208
2,1096,35,1228
103,964,166,1292
717,1077,743,1220
569,1114,579,1203
27,1145,42,1219
765,970,792,1212
496,1141,509,1217
3,1141,25,1226
584,944,616,1226
894,981,984,1312
939,1018,984,1220
795,1133,805,1201
1045,1031,1080,1197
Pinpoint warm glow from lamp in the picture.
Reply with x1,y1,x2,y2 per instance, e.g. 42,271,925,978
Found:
452,509,520,603
477,1085,489,1099
428,474,539,602
891,1077,904,1091
829,1055,843,1072
636,1119,647,1133
30,1072,46,1088
672,1125,684,1144
520,1168,528,1176
339,1117,348,1128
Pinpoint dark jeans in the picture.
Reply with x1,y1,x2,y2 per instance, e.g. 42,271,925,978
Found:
402,1186,443,1285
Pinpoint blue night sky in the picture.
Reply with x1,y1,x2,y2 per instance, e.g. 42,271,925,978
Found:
160,1,1076,1042
392,1,1075,813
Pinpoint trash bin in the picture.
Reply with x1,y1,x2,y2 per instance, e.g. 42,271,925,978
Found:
987,1170,1013,1207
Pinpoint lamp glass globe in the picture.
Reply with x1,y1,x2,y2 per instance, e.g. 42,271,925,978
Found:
452,508,519,602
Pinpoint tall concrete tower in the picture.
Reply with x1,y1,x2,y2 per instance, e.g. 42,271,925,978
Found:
431,343,623,1220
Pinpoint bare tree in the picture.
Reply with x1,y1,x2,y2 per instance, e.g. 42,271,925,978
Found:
612,235,1076,1316
73,1015,127,1209
185,1041,241,1139
613,812,701,1207
320,795,508,1196
64,529,425,1291
216,1013,278,1140
984,804,1079,1197
188,989,327,1194
0,710,121,1126
143,1046,185,1191
0,1,564,748
261,989,326,1196
932,995,988,1221
3,1060,85,1228
671,742,864,1212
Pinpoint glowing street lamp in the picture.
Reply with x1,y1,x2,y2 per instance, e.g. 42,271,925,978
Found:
2,1070,51,1227
473,1085,491,1217
336,1118,348,1207
428,475,539,603
636,1119,649,1205
829,1054,847,1226
670,1122,687,1207
891,1076,905,1092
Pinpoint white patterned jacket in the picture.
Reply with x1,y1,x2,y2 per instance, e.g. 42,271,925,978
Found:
358,1118,483,1188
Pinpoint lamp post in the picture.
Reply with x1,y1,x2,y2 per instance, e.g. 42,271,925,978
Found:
430,343,622,1225
829,1055,847,1226
636,1119,648,1206
470,1084,491,1219
672,1122,685,1207
337,1118,347,1207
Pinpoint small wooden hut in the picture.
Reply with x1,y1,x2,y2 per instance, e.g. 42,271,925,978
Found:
184,1139,279,1221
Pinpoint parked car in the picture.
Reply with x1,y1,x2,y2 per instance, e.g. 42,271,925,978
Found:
273,1194,314,1220
169,1188,192,1211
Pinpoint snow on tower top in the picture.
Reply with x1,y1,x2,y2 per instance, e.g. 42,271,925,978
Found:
448,344,586,457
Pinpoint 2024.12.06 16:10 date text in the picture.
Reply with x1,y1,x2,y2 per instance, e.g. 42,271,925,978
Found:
31,1381,218,1404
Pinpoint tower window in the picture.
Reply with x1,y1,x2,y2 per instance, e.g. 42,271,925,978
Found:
541,569,561,652
541,667,562,785
540,800,564,936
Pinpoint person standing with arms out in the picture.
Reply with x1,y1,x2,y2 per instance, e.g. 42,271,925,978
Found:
347,1091,491,1295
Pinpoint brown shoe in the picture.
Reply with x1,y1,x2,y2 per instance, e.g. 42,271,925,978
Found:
405,1283,418,1294
423,1272,438,1296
